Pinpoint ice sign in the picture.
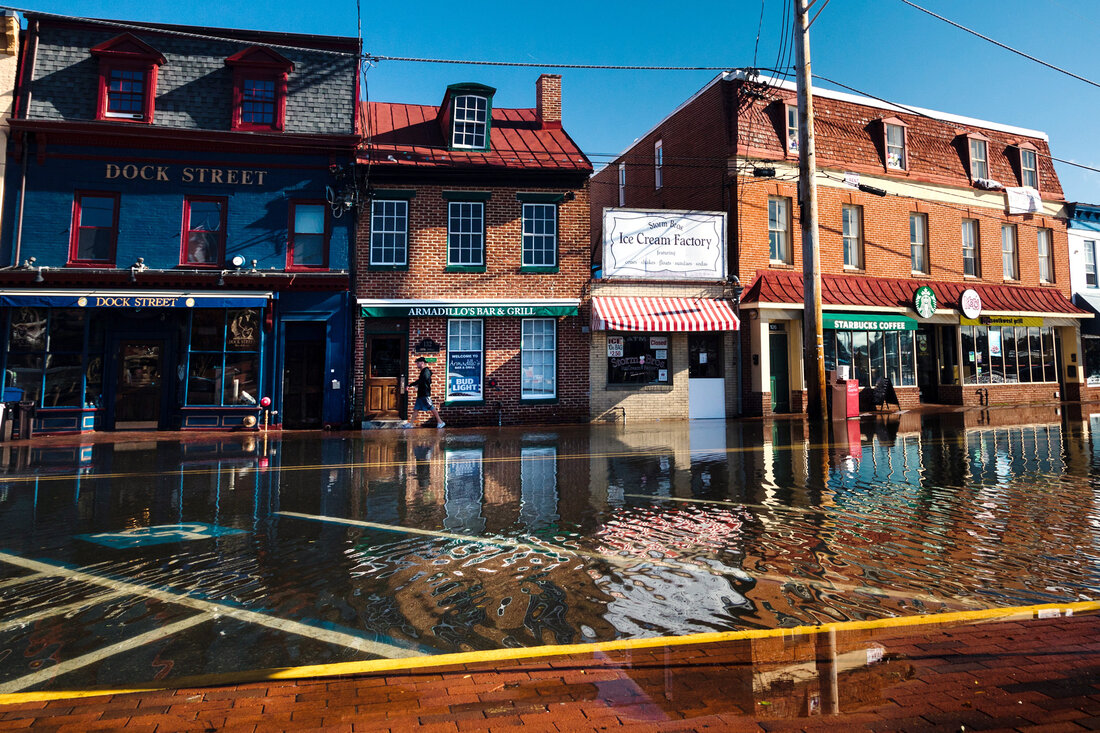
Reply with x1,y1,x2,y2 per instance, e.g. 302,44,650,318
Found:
78,523,247,549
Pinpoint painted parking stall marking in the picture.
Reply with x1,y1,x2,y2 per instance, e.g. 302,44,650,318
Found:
77,522,247,549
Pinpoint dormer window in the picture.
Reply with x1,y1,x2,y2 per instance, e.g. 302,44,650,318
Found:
964,132,990,181
882,117,908,170
1018,143,1039,189
785,104,799,155
226,46,293,132
442,83,496,152
90,34,165,123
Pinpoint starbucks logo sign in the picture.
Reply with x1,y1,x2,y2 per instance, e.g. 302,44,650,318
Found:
913,285,937,319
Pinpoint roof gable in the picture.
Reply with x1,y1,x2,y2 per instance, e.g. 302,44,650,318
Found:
225,45,294,72
89,33,165,65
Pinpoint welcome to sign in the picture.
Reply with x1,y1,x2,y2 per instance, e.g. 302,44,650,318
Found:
602,208,727,281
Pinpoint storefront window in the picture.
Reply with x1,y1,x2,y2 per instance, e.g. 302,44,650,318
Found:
5,308,100,408
962,325,1056,385
607,333,670,385
447,319,483,401
826,329,917,387
186,309,260,406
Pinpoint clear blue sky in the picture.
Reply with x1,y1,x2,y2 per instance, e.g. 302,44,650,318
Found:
20,0,1100,202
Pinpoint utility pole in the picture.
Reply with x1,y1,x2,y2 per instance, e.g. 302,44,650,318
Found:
796,0,827,421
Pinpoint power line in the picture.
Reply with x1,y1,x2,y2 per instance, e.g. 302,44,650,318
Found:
898,0,1100,90
366,55,759,72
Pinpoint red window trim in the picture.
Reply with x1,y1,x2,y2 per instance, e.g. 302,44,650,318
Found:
226,46,293,132
286,200,330,271
180,196,228,268
90,34,165,124
68,191,120,267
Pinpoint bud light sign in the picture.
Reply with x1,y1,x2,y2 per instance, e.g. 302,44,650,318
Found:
448,351,483,401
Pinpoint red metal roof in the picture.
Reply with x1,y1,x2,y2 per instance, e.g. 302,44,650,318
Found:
359,102,591,172
742,270,1086,315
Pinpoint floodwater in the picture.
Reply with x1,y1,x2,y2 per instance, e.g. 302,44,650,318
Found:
1,406,1099,693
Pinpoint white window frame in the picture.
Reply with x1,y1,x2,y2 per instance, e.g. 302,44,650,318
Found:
969,138,989,180
522,203,557,268
1038,228,1054,283
910,212,928,274
654,140,663,190
886,123,906,170
1086,240,1098,288
452,94,488,149
1002,224,1018,280
842,204,863,269
369,199,408,267
962,218,980,277
618,163,626,207
521,318,556,400
1021,148,1038,189
768,196,790,263
786,105,799,154
447,201,485,266
446,319,484,402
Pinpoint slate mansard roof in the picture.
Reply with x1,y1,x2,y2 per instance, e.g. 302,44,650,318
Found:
360,102,591,173
20,14,359,137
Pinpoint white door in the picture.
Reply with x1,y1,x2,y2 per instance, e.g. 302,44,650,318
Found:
688,332,726,419
689,378,726,419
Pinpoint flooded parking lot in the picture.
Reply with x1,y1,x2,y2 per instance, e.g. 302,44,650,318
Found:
1,406,1099,693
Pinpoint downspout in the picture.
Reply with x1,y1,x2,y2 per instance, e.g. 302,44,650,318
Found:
12,19,37,268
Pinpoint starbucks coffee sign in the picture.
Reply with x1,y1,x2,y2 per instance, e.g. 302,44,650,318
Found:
913,286,937,319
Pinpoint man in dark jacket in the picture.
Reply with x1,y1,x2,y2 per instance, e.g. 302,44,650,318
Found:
409,356,445,428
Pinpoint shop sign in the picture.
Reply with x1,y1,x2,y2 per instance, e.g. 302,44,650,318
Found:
649,336,668,349
602,208,727,281
961,315,1043,328
823,313,917,331
360,304,577,318
227,310,259,350
414,337,441,353
913,286,937,319
447,351,483,400
607,336,624,357
104,163,270,186
960,289,982,319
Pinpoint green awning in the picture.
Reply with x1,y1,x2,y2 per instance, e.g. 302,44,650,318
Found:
823,313,917,331
359,302,578,318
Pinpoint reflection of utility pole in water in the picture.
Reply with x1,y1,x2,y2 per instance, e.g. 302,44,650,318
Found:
815,627,840,715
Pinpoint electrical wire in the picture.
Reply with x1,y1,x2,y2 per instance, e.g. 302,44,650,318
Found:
365,55,745,71
898,0,1100,90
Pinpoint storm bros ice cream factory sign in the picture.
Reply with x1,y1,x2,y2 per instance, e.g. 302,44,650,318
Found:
602,208,727,281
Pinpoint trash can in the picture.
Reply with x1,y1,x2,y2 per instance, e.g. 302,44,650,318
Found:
13,400,34,440
0,387,23,441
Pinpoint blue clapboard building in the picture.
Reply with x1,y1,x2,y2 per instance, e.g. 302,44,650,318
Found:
0,14,360,432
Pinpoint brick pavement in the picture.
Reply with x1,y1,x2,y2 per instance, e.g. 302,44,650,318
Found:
1,611,1098,731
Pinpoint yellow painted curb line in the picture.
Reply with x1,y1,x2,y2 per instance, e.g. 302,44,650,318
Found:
1,599,1097,707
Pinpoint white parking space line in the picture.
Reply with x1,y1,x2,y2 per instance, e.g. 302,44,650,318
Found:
0,590,130,633
0,552,422,660
0,614,212,694
0,573,49,591
276,510,678,569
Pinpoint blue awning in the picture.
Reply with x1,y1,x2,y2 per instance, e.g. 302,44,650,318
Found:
0,289,272,309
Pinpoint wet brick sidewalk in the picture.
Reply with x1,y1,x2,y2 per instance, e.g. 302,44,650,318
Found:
1,612,1099,731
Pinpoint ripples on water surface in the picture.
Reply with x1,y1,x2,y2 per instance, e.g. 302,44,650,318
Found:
1,407,1100,688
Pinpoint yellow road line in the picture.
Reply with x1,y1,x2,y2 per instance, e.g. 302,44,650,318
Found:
1,599,1094,705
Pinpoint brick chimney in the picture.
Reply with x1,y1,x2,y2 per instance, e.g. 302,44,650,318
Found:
536,74,561,129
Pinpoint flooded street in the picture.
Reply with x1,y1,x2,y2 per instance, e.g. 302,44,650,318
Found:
1,406,1099,693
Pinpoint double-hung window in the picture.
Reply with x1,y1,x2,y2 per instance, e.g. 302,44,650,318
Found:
962,218,980,277
786,105,799,154
452,95,489,149
885,122,906,170
522,203,557,269
226,46,292,132
182,197,226,267
370,199,409,267
70,192,120,265
969,137,989,180
1038,228,1054,283
1002,224,1018,280
1021,147,1039,189
910,213,929,274
447,319,483,402
842,204,863,269
654,140,663,190
1086,240,1098,287
448,201,485,268
90,34,164,124
768,196,790,263
521,319,556,400
288,201,328,269
617,163,626,206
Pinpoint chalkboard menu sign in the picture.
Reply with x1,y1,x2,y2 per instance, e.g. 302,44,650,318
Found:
607,334,670,384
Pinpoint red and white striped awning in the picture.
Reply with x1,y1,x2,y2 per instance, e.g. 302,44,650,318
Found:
591,297,739,332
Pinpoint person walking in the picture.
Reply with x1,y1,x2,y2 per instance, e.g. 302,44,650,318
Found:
409,356,445,428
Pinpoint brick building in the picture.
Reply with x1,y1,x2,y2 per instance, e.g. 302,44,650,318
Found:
354,75,591,427
0,14,359,432
591,71,1089,416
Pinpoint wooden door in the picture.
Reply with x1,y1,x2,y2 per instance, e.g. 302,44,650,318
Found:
365,336,404,419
